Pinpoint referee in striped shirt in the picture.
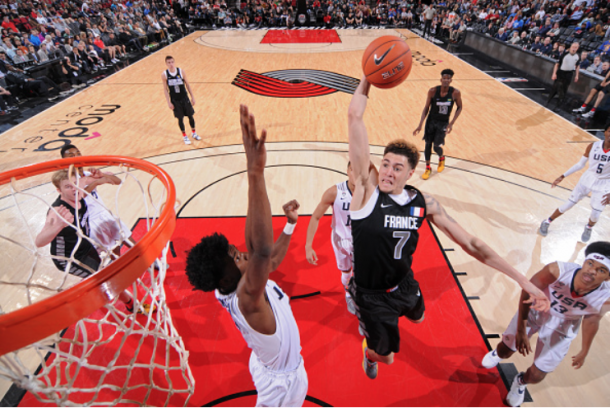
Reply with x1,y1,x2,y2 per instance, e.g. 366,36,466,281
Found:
547,42,580,111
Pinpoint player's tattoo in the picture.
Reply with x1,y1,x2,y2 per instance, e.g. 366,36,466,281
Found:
424,193,457,223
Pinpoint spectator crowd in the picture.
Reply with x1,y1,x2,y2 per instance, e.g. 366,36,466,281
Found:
0,0,188,116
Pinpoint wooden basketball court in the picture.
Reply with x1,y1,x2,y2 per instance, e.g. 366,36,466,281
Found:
0,29,608,406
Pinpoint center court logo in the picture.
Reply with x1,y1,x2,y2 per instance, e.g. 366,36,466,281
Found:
232,69,359,98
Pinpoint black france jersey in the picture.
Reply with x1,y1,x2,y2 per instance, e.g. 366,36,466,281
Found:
165,68,188,102
49,196,94,269
351,185,427,291
428,86,455,123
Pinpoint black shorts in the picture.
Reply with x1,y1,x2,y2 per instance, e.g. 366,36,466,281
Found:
423,120,448,145
52,248,101,278
172,98,195,119
349,274,425,356
594,82,610,94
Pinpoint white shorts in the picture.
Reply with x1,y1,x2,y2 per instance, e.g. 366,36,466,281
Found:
568,181,608,212
331,232,353,272
502,310,578,373
249,353,308,407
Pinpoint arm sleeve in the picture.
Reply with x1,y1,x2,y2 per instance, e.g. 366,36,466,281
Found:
563,156,588,177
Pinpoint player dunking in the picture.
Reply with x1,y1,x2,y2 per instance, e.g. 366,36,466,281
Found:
185,105,308,406
305,162,377,315
413,69,463,180
348,76,549,380
481,241,610,407
539,125,610,242
162,56,200,145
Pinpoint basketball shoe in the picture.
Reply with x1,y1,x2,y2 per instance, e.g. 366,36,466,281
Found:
572,106,587,114
581,225,592,242
538,219,550,236
183,135,191,145
506,372,527,407
422,168,432,180
438,157,446,173
582,110,595,119
362,339,378,379
481,349,502,368
192,132,201,141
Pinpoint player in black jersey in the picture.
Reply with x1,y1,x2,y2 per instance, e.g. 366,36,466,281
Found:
162,56,200,145
413,69,462,180
348,76,550,380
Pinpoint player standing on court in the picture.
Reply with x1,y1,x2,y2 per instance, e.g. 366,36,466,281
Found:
162,56,200,145
413,69,462,180
539,125,610,242
481,241,610,407
305,162,377,315
185,105,308,406
348,76,549,380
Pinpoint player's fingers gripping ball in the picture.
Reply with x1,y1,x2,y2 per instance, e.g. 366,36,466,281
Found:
362,35,412,89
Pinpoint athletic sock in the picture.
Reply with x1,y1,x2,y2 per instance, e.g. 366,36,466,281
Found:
439,156,445,162
516,373,526,386
182,131,186,137
590,108,596,113
585,224,593,229
547,217,553,223
426,165,431,170
191,129,196,134
581,103,587,108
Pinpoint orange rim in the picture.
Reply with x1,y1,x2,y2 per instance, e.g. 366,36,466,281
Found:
0,156,176,356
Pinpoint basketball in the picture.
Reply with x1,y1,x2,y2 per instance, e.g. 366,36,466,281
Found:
362,36,412,89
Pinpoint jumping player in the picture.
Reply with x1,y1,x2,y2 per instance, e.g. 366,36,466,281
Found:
162,56,200,145
185,105,308,406
539,125,610,242
413,68,462,180
305,161,371,315
481,241,610,407
348,76,549,380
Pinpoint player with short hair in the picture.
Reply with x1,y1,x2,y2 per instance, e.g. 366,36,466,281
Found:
185,105,308,406
348,76,549,380
539,124,610,242
481,241,610,407
413,68,462,180
305,161,376,315
162,55,200,145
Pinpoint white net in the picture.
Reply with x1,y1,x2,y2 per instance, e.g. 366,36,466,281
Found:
0,159,194,406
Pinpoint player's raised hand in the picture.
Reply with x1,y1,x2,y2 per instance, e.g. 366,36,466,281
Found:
240,104,267,173
521,282,550,312
53,205,74,230
306,247,318,265
282,199,300,224
551,175,565,188
571,351,587,369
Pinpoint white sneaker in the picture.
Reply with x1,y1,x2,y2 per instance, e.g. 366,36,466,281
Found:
506,373,527,407
481,349,502,368
582,110,595,119
572,106,587,113
581,225,592,242
191,132,201,141
539,219,550,236
183,135,191,145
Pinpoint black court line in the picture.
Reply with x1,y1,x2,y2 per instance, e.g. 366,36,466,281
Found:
455,272,467,276
443,248,455,252
203,390,332,407
485,334,501,339
467,296,480,300
291,291,322,300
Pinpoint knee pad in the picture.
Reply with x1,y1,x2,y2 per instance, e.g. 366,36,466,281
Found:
590,208,603,222
558,200,576,213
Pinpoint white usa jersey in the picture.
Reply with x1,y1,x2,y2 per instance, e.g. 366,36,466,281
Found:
580,141,610,191
331,181,353,252
215,280,302,372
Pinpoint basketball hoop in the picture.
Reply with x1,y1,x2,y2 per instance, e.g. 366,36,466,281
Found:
0,156,194,406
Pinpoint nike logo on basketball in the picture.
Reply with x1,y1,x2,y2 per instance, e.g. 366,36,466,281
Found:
381,204,393,208
374,45,395,65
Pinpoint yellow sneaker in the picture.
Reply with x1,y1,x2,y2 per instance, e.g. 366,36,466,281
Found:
438,157,445,173
362,339,378,379
422,168,432,180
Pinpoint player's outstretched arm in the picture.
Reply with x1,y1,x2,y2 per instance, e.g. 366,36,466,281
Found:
239,105,273,304
348,76,373,209
424,192,551,312
413,87,434,136
305,186,336,265
35,206,74,248
552,143,592,187
270,199,300,271
572,312,603,369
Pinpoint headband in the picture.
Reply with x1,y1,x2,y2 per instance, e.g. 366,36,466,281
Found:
585,253,610,272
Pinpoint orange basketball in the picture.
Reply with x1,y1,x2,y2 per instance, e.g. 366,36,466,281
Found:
362,36,412,89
